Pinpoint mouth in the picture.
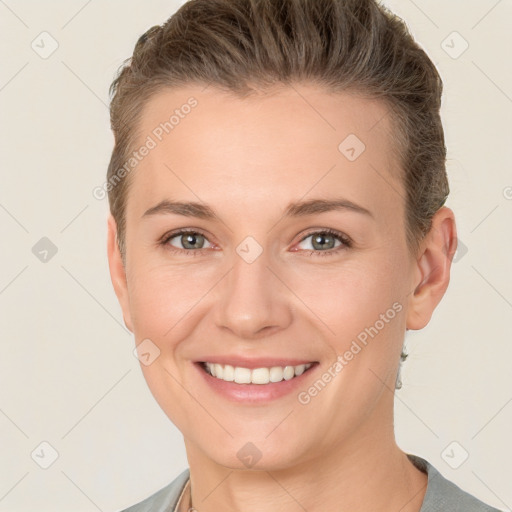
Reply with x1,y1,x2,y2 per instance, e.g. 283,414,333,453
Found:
199,361,315,384
193,360,319,403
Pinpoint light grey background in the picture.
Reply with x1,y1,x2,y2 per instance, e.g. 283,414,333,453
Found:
0,1,511,510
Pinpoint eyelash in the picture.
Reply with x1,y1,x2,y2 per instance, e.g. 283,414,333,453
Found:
159,228,352,258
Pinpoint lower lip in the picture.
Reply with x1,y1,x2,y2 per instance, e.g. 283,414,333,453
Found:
193,362,318,403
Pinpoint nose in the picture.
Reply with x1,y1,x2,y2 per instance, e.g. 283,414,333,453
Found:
213,246,293,340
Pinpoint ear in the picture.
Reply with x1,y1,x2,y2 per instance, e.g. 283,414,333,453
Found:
107,214,134,332
406,207,458,330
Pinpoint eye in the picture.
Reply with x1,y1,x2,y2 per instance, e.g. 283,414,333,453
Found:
161,229,214,254
159,228,351,257
295,228,352,256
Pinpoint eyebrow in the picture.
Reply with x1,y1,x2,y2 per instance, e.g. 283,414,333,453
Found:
142,197,373,220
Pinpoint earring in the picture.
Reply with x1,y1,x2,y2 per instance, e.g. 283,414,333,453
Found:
395,365,402,390
395,349,408,390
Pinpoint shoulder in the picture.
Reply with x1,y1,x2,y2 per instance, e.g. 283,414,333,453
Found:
118,468,190,512
407,454,504,512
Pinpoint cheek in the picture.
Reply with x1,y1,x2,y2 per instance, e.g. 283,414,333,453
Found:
126,270,169,339
126,258,208,335
289,253,405,324
288,255,407,379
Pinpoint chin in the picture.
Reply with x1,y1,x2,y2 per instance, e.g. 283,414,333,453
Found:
199,436,312,473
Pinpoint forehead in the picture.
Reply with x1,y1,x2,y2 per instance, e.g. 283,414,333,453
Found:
126,83,403,222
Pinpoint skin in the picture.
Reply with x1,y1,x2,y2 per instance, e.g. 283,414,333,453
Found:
107,83,457,512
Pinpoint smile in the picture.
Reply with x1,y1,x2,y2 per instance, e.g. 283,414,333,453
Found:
201,362,314,384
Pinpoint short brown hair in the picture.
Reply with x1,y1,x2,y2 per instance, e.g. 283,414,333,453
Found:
107,0,449,261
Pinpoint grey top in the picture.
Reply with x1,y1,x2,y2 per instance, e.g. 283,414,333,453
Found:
120,454,502,511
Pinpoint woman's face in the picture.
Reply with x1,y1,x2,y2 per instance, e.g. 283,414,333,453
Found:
110,84,428,470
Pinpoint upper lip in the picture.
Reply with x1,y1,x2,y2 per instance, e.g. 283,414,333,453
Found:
196,356,317,369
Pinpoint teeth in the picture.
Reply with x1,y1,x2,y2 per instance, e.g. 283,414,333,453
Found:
234,366,252,384
251,367,269,384
203,362,313,384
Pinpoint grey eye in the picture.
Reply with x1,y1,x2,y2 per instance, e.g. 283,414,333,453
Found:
168,232,212,250
298,232,342,251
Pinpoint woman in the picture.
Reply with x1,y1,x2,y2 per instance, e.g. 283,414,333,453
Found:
106,0,502,510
